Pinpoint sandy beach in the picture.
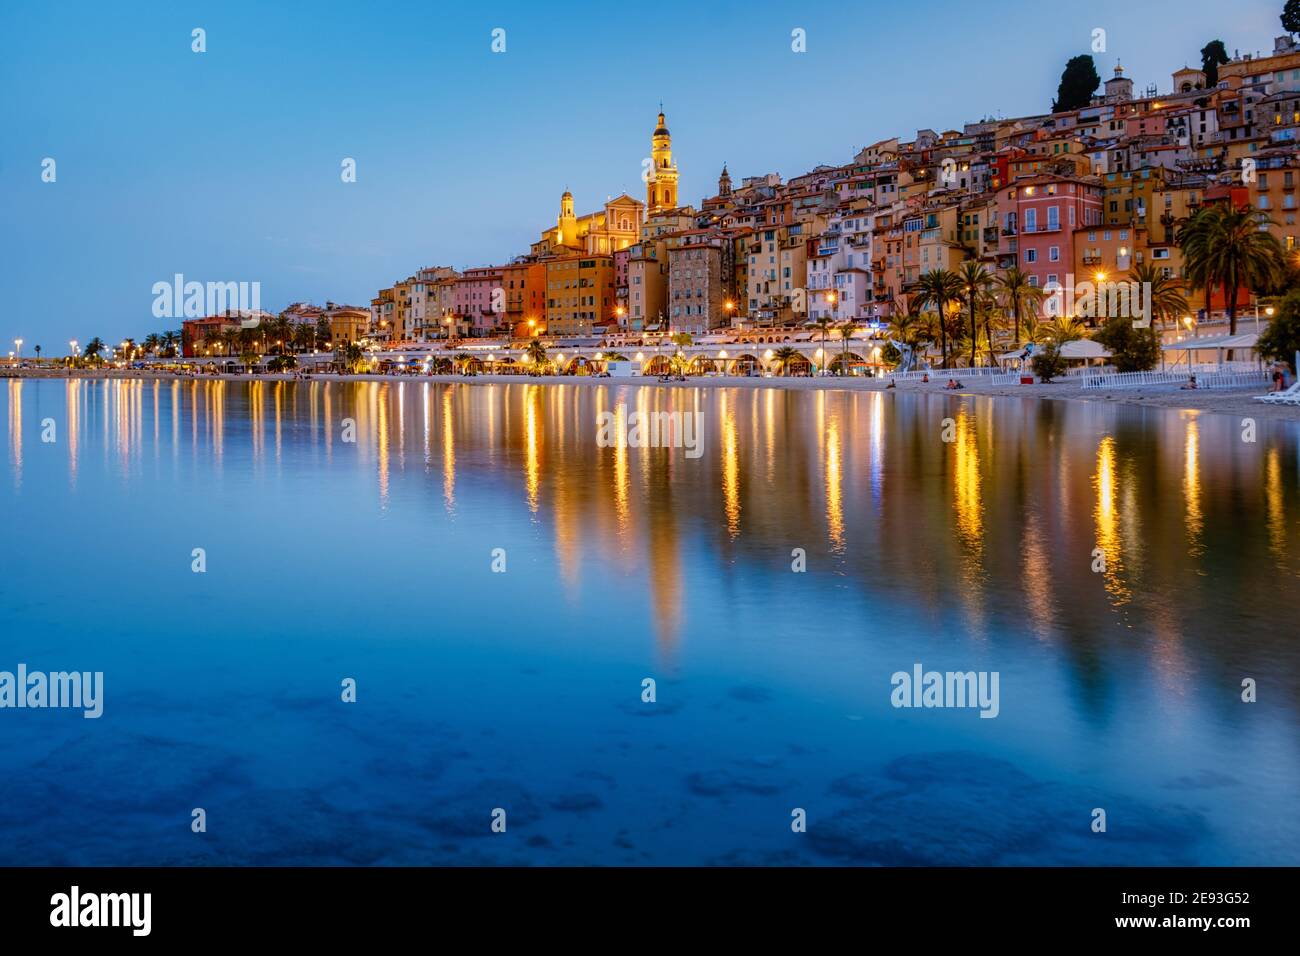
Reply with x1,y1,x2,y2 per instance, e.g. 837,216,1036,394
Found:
6,366,1299,422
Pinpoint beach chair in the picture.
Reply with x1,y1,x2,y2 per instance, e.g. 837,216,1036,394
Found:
1254,381,1300,404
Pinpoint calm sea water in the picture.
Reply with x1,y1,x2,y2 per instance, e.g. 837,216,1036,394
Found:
1,376,1298,866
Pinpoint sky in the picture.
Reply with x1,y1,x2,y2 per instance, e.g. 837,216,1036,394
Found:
0,0,1289,349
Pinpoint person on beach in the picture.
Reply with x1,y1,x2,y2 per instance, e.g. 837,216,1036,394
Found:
1181,375,1198,390
887,378,896,389
945,379,964,390
921,373,930,383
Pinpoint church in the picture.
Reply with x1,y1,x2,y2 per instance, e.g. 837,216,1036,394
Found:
531,109,681,257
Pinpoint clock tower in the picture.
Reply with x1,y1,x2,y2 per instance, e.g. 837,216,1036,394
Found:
648,108,679,213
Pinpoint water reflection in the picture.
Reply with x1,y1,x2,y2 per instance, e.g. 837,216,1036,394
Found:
5,378,1299,667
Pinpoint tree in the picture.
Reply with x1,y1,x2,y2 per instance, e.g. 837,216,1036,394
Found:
1130,263,1188,331
526,338,547,371
813,316,834,374
957,260,992,367
1094,315,1160,372
773,346,799,376
888,306,933,371
994,267,1043,349
1180,205,1284,353
1042,316,1086,344
1258,288,1300,372
1031,343,1067,382
915,268,964,367
1052,55,1100,113
84,338,106,362
1200,40,1229,87
341,343,365,373
834,321,856,375
1284,0,1300,36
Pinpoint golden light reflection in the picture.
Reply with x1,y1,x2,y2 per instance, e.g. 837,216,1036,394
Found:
1183,416,1203,558
1093,435,1131,605
721,390,741,538
613,400,629,530
525,384,540,513
442,385,455,511
952,407,983,556
1265,446,1286,562
249,380,265,465
376,383,390,507
825,410,844,552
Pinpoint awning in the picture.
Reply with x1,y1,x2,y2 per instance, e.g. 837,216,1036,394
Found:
1058,339,1111,359
1162,332,1259,351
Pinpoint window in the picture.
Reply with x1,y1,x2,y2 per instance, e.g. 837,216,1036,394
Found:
1049,246,1060,262
1025,249,1037,263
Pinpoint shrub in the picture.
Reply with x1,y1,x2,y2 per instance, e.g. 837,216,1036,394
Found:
1031,344,1067,382
1258,288,1300,374
1093,317,1159,372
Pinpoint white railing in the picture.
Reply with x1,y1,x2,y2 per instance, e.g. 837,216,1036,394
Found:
1081,369,1270,390
889,365,1019,380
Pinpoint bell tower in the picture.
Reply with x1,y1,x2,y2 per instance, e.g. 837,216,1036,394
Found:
557,189,577,246
648,107,679,213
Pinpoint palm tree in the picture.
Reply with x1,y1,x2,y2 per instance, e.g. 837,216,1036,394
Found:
1210,207,1280,337
957,260,992,367
994,267,1043,348
834,321,856,375
221,328,240,357
83,337,106,362
1129,263,1188,332
526,338,547,371
161,330,179,358
976,286,1004,366
773,345,799,376
887,309,926,370
914,269,964,368
812,316,835,374
269,313,293,354
1042,316,1086,345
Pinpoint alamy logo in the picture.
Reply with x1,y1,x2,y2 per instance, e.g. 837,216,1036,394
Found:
890,663,1000,718
1043,274,1151,328
50,886,151,936
151,273,261,319
0,664,103,718
596,405,703,458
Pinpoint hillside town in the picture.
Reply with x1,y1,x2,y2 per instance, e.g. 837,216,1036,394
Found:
26,26,1300,381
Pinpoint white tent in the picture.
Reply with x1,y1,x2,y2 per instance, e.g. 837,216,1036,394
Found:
1058,339,1112,361
1161,332,1259,369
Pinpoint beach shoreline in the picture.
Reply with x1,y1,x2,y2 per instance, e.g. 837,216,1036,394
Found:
6,366,1299,422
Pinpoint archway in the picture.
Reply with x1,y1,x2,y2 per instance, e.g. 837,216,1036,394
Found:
644,355,673,376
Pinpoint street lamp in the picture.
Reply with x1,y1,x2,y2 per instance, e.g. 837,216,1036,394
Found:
13,338,22,360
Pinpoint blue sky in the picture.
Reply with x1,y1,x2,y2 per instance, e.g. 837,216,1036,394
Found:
0,0,1287,348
